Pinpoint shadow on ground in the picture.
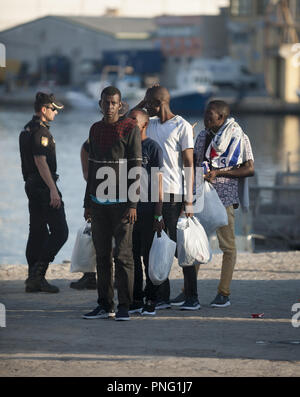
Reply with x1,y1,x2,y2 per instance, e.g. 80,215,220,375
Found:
0,278,299,364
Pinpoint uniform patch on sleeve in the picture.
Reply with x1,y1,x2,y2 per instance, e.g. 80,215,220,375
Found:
41,136,49,147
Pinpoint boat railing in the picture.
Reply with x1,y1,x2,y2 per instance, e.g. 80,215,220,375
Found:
249,185,300,242
250,185,300,214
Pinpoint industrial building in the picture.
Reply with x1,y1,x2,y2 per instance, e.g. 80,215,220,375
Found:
0,15,156,85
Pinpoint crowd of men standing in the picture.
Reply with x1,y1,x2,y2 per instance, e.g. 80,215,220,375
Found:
19,85,254,321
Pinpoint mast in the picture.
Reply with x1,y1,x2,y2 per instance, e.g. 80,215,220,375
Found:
263,0,299,96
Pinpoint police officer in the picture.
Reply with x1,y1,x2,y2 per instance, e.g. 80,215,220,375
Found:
19,92,69,293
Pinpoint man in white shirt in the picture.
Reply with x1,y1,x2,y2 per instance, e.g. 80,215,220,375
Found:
135,86,200,310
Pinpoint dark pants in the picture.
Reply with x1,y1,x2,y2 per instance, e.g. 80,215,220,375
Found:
156,195,198,302
132,209,158,302
91,202,134,312
25,181,68,272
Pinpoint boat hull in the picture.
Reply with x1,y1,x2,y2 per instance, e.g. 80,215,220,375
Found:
170,91,212,115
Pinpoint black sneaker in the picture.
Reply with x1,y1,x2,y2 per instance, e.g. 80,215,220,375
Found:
115,309,130,321
180,299,201,310
70,273,96,290
210,293,231,307
170,291,185,306
128,300,143,314
155,301,171,310
82,306,115,319
142,301,156,316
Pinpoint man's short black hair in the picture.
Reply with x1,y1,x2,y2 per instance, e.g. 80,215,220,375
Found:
146,85,170,103
101,86,122,101
207,100,230,119
34,92,51,112
132,108,149,122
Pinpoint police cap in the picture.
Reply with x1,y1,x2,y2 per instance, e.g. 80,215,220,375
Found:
34,92,64,112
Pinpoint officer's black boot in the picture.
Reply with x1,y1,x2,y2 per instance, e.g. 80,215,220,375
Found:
36,262,60,293
70,272,96,290
26,262,59,293
25,265,39,292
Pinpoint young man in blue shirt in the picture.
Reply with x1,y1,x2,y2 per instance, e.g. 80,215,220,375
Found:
128,109,164,316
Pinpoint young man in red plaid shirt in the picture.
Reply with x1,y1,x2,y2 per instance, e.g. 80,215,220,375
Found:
82,86,142,321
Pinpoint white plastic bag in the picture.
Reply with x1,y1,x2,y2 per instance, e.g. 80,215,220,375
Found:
149,231,176,285
195,181,228,236
70,222,96,273
177,216,211,267
193,166,205,214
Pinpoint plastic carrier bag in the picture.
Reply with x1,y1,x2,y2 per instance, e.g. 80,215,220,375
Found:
149,231,176,285
193,166,205,214
70,222,96,273
177,216,211,267
195,181,228,237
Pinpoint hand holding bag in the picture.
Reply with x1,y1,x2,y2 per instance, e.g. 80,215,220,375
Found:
148,231,176,285
177,216,211,267
70,221,96,273
195,181,228,236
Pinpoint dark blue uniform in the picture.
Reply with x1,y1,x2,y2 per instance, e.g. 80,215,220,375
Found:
19,116,68,275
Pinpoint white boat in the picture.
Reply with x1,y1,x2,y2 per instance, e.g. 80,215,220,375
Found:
85,65,145,107
189,57,257,89
169,57,258,114
65,90,98,110
169,65,216,114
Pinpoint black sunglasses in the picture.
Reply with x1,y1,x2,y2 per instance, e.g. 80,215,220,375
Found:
46,106,57,112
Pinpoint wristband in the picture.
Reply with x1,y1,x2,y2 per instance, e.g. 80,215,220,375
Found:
154,215,163,222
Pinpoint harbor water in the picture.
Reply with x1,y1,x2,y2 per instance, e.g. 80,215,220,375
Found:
0,107,300,264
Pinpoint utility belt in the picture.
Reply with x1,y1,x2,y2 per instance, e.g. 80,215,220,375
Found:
25,173,62,205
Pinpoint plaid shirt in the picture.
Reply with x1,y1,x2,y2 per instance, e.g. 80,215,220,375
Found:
194,128,254,207
84,117,142,208
90,118,137,156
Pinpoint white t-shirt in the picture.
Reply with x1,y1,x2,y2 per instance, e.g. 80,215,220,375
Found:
147,115,194,195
